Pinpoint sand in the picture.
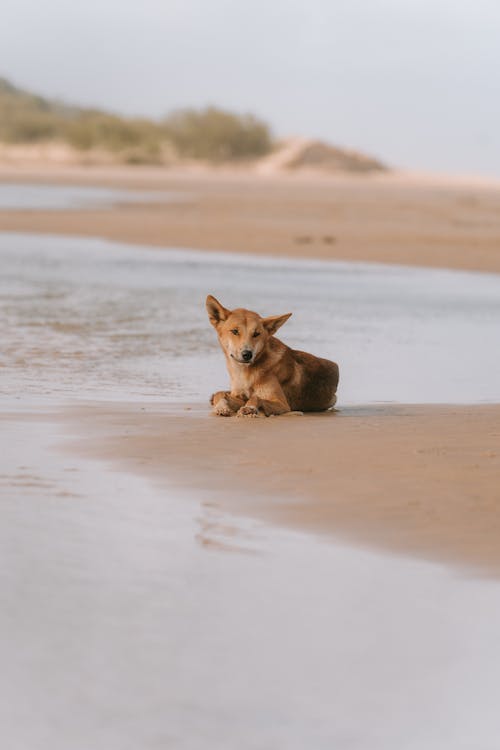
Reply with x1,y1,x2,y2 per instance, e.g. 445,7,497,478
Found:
5,406,500,749
63,402,500,576
1,164,500,273
1,164,500,575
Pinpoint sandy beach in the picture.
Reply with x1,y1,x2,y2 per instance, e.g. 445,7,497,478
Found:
5,404,500,750
1,165,499,577
2,166,500,750
58,401,500,575
1,164,500,273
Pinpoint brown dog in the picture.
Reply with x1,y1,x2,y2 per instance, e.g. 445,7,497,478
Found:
206,295,339,417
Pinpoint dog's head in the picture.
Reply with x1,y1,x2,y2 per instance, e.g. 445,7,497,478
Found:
206,295,291,365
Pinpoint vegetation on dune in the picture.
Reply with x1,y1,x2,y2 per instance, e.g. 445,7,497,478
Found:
163,107,273,161
0,77,73,143
64,112,167,164
286,140,387,173
0,77,273,164
0,76,386,171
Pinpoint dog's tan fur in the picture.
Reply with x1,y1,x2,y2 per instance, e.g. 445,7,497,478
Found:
206,295,339,417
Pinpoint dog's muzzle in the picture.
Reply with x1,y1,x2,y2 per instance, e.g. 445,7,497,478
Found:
231,350,253,364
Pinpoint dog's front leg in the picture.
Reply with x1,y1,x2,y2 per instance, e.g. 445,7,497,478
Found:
237,378,291,418
236,377,288,417
210,390,246,417
237,393,290,418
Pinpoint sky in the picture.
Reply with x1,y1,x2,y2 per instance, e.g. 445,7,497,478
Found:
2,0,500,176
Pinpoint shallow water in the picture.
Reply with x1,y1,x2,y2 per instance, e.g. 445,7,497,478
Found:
0,182,179,210
1,232,500,406
2,413,500,750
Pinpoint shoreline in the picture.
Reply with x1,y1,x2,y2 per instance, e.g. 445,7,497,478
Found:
59,401,500,577
1,165,500,274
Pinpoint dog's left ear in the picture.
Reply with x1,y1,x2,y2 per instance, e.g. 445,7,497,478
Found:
206,295,230,327
261,312,292,335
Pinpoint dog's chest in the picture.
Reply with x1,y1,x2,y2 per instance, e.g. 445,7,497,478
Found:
228,364,255,398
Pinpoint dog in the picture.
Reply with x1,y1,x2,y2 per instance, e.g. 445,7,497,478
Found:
206,295,339,417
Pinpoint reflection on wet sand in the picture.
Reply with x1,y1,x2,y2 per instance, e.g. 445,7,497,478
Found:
2,409,500,750
0,182,183,210
61,401,500,576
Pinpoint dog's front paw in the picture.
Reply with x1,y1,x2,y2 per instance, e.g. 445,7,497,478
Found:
213,398,233,417
236,405,260,418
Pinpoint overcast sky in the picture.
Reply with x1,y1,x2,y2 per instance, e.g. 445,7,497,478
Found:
2,0,499,175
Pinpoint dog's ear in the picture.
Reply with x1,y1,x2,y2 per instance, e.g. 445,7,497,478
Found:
261,312,292,335
206,295,230,327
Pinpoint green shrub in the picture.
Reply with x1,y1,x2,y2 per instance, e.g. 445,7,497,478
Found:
164,107,273,161
0,80,62,142
66,112,152,151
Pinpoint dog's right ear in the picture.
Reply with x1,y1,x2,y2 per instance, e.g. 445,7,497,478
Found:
206,295,230,327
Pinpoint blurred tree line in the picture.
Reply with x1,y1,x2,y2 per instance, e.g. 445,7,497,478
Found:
0,77,273,164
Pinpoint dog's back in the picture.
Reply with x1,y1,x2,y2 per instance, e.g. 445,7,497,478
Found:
285,348,339,411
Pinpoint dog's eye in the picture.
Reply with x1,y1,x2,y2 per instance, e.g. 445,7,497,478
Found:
252,331,261,338
231,328,239,335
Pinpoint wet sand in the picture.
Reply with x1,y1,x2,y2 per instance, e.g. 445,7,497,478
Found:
62,402,500,576
1,165,500,273
4,407,500,749
0,167,499,575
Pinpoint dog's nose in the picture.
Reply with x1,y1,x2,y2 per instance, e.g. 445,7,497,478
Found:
241,350,253,362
